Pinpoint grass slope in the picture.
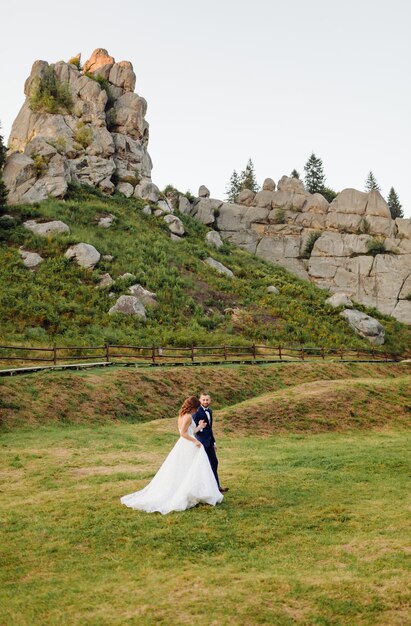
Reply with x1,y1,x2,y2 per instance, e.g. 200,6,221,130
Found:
1,186,410,352
219,376,411,435
1,361,410,430
1,421,410,625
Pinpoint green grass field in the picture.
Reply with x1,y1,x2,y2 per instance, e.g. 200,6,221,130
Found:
1,364,410,625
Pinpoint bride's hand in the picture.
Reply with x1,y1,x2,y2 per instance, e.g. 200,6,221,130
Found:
198,419,207,429
195,441,202,448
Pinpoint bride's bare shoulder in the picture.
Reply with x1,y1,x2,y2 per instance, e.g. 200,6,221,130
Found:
177,413,192,430
178,412,192,424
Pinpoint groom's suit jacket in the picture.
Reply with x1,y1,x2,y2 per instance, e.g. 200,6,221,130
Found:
193,406,215,448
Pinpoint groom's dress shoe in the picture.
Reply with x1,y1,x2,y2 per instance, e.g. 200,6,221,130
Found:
219,487,229,493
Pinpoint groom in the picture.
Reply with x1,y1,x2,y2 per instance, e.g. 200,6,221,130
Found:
193,392,228,493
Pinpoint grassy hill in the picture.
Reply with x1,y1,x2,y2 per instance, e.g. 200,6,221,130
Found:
1,361,409,430
0,185,410,353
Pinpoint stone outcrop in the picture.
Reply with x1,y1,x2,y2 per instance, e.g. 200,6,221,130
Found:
205,230,223,249
206,257,234,278
98,214,116,228
65,243,100,268
108,295,146,318
325,293,353,308
182,178,411,324
164,214,185,236
128,284,157,306
97,273,114,288
340,309,385,345
23,219,70,236
4,49,158,204
3,50,410,327
19,248,43,269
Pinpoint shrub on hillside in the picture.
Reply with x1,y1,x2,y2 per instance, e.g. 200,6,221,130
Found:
73,122,93,149
302,231,322,258
366,238,387,256
29,65,73,114
272,207,286,224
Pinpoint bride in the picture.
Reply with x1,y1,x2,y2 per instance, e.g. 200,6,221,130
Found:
120,396,224,514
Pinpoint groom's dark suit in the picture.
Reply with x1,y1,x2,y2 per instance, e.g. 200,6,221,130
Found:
193,405,220,489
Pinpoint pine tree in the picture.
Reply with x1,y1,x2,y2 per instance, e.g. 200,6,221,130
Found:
0,124,8,210
239,158,259,193
291,169,300,179
387,187,403,219
304,153,325,194
365,171,380,192
225,158,260,202
225,169,241,202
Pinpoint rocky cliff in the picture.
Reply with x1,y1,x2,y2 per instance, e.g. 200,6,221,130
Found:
3,49,411,325
177,179,411,324
3,48,159,204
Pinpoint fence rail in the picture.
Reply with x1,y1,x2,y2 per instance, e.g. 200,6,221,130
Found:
0,342,406,371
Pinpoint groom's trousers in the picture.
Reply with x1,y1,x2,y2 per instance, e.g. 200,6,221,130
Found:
205,444,220,489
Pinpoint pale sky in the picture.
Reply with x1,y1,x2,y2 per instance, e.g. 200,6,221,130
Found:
2,0,410,217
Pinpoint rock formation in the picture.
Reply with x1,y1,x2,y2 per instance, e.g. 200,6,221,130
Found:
182,180,411,324
3,49,410,325
4,49,158,204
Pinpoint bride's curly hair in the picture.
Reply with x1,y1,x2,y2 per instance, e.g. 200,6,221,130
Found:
178,396,200,417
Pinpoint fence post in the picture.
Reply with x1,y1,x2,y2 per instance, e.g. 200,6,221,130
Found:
223,345,227,361
105,343,110,363
252,343,256,359
300,344,305,360
278,345,282,360
152,346,156,363
53,343,57,365
321,347,325,360
191,345,194,362
340,348,344,360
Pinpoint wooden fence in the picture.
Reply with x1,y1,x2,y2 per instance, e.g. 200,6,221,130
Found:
0,342,405,371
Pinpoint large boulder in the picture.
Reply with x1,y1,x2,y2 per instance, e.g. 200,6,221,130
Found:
109,61,136,92
83,48,115,73
396,218,411,239
236,189,255,206
325,293,353,308
253,189,276,209
96,273,114,288
19,248,44,269
205,230,223,249
65,243,100,268
128,284,157,306
326,189,394,237
98,214,116,228
205,257,234,278
109,295,146,318
164,214,185,236
215,203,248,231
178,195,192,215
340,309,385,345
262,178,276,191
3,153,36,204
277,175,306,194
23,219,70,236
134,180,160,203
198,185,210,198
191,197,223,225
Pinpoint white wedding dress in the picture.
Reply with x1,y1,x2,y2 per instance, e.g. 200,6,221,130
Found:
120,420,223,514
